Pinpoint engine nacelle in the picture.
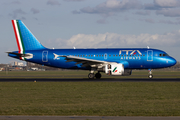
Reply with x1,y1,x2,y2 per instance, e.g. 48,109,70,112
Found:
105,63,124,76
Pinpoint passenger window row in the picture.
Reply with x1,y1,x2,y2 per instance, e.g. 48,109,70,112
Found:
69,54,145,57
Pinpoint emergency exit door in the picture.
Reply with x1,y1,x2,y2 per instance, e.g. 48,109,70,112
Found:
147,50,153,61
42,51,48,62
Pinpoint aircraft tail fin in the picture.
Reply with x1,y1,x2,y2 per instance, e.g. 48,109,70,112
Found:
11,20,46,53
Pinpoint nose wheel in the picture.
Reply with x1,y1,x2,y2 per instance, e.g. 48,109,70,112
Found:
148,74,153,79
148,69,153,79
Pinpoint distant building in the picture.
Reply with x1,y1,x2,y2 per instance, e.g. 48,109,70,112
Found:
26,62,35,67
14,61,18,66
18,62,24,66
13,61,24,66
31,67,38,71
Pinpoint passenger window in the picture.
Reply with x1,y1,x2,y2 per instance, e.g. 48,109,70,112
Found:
109,55,111,57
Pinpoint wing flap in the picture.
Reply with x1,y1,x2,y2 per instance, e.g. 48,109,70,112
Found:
61,55,108,67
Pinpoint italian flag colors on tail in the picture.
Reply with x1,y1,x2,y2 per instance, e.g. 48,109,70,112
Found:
11,20,25,60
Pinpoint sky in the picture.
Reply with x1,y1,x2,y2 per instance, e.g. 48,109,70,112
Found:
0,0,180,63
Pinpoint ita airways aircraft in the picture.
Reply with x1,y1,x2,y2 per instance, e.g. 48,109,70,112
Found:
8,20,177,79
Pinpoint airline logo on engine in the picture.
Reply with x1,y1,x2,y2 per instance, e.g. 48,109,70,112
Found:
113,67,118,73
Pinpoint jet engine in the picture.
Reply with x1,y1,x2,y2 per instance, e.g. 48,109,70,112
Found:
105,63,124,76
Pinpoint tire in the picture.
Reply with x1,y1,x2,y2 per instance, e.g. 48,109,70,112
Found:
148,74,153,79
88,73,95,79
95,73,101,79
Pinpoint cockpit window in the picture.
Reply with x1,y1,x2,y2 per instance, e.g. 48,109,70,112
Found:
159,53,169,57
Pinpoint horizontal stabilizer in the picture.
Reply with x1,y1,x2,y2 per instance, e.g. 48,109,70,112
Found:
6,52,31,57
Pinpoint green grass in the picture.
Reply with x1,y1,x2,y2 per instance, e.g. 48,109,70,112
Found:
0,70,180,116
0,82,180,116
0,70,180,79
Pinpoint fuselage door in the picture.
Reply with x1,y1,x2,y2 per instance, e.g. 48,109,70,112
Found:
42,51,48,62
104,53,108,60
147,50,153,61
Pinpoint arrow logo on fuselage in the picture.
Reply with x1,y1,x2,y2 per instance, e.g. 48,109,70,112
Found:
53,53,60,60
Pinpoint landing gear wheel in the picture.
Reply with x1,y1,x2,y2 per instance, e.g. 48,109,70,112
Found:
88,73,95,79
95,73,101,79
148,74,153,79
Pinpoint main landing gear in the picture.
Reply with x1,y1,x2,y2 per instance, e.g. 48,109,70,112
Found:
95,72,101,79
88,71,102,79
148,69,153,79
88,73,95,79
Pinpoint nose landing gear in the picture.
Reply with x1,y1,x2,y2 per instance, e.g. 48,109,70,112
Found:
148,69,153,79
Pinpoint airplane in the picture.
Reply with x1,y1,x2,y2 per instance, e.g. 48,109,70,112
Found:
7,20,177,79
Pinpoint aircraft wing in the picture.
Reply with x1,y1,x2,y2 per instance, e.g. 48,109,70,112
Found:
61,55,109,67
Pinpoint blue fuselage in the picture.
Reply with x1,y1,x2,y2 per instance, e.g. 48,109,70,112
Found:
9,48,176,70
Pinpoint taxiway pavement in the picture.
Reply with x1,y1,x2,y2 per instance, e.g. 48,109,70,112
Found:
0,78,180,82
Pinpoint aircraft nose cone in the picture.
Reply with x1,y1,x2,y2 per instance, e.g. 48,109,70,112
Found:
169,57,177,66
